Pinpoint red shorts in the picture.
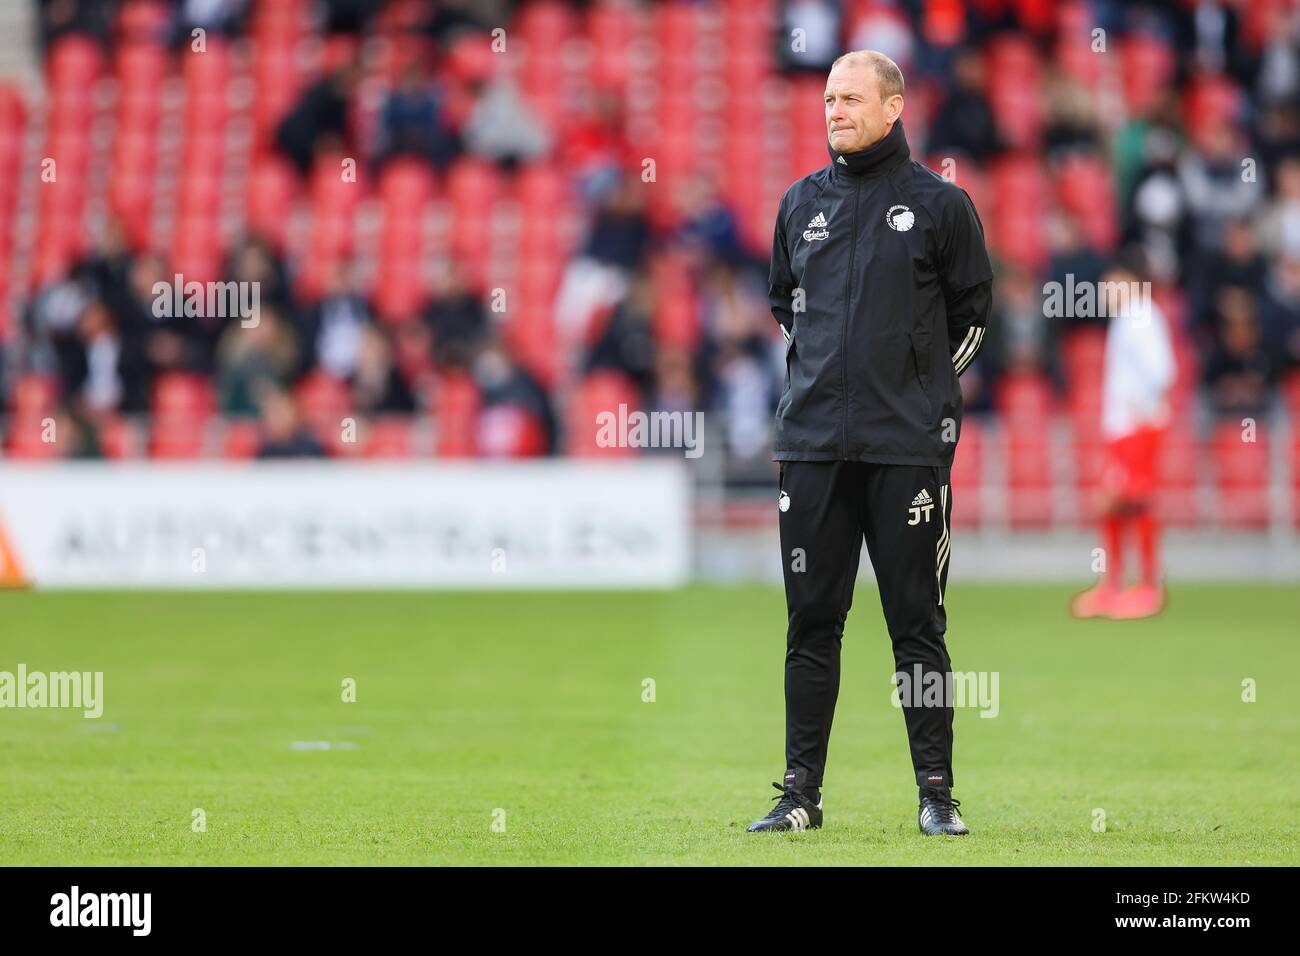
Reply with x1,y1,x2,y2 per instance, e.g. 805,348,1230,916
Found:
1102,425,1164,500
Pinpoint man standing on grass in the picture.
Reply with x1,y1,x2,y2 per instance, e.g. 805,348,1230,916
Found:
747,51,994,836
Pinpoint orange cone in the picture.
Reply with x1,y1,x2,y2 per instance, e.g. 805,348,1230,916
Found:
0,512,30,589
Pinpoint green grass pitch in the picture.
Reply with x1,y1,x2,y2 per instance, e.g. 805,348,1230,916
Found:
0,585,1296,865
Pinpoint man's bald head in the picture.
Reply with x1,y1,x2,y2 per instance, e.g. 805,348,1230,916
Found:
830,51,905,101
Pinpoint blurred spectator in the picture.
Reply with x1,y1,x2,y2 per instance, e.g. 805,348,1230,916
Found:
474,343,557,456
256,388,326,458
695,263,773,459
391,319,438,408
927,47,1000,161
776,0,841,74
225,235,297,323
73,299,121,414
275,59,361,175
462,76,551,167
1254,103,1300,174
983,264,1064,390
845,2,914,76
672,174,751,268
216,304,299,417
299,260,370,381
1256,155,1300,257
1253,3,1300,105
423,0,498,45
582,272,656,401
22,272,87,393
1204,286,1276,418
1189,216,1266,344
649,347,700,431
554,175,649,346
376,61,461,173
561,90,629,205
425,264,487,369
353,325,418,415
1047,214,1109,331
36,0,110,56
1179,121,1262,253
171,0,250,46
320,0,376,36
1123,125,1193,282
578,176,651,271
114,251,182,412
1043,73,1101,158
1257,255,1300,373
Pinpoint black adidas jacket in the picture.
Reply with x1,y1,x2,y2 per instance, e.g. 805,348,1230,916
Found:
769,118,993,466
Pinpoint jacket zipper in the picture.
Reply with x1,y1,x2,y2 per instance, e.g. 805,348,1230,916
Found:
841,177,860,458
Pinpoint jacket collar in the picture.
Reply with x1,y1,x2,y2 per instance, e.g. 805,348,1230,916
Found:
829,118,910,178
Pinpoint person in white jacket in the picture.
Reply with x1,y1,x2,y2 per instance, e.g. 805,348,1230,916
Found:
1072,250,1176,620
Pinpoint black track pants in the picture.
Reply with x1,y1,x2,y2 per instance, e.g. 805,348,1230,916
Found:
777,460,955,792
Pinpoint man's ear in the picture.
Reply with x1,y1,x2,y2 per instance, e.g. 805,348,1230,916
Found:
886,95,904,124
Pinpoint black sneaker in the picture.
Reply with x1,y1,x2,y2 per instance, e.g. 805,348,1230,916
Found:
918,785,969,835
746,781,823,832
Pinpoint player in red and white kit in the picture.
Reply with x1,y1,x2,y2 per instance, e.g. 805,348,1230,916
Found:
1071,253,1176,620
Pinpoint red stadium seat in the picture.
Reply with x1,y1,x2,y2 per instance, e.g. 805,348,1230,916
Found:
1054,153,1118,251
2,415,66,459
149,373,215,460
566,371,640,457
478,404,547,458
116,0,172,45
1210,420,1271,528
372,257,428,322
1120,33,1176,116
379,158,435,211
1005,419,1055,527
1280,370,1300,418
115,41,170,92
98,416,143,459
46,36,105,91
245,157,300,248
650,253,698,350
148,418,208,459
1156,423,1199,529
434,370,481,458
986,34,1044,149
153,373,215,418
1062,326,1106,387
221,419,262,459
170,216,223,285
310,153,364,215
995,370,1055,425
949,418,984,528
364,417,417,458
296,371,352,428
9,374,60,416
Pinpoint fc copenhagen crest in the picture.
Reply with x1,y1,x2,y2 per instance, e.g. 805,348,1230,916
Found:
885,204,915,231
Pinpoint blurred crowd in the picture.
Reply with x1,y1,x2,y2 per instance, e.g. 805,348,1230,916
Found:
10,0,1300,460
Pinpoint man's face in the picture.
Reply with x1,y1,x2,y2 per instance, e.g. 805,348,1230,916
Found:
825,61,901,153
